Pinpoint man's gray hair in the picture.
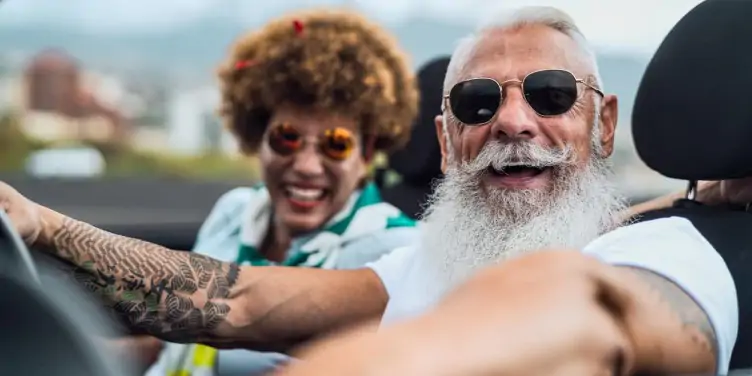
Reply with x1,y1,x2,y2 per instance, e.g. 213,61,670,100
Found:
443,6,603,94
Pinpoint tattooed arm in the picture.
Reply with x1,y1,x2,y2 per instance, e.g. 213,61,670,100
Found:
32,206,386,349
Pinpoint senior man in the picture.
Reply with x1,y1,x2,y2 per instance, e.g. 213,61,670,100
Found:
0,6,739,376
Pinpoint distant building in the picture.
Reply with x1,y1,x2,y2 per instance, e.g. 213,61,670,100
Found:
20,49,131,144
24,49,80,116
0,76,23,112
163,86,236,156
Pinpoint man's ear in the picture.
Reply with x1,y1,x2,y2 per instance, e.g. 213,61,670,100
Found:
435,114,449,173
597,94,618,158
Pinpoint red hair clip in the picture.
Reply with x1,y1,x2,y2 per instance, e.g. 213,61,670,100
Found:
292,19,304,35
234,60,255,70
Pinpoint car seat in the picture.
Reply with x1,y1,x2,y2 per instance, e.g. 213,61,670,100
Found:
378,56,449,219
629,0,752,369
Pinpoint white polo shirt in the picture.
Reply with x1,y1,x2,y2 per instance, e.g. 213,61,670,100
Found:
367,217,739,374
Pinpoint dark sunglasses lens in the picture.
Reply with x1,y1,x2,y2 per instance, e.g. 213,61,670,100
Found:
523,70,578,116
449,79,501,125
268,123,302,156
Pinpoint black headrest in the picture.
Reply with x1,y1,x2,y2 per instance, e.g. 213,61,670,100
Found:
632,0,752,180
389,56,450,185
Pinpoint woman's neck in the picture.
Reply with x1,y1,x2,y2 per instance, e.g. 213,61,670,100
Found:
260,218,293,263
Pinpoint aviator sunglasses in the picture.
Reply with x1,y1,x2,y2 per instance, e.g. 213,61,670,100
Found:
444,69,604,125
267,123,356,161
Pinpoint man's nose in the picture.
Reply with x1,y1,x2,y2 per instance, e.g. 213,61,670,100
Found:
489,88,539,141
291,144,325,177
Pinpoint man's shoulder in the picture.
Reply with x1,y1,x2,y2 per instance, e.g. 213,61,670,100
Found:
584,217,738,373
337,228,420,269
366,244,432,326
366,245,419,273
584,217,710,255
582,216,726,276
365,245,419,291
581,216,732,311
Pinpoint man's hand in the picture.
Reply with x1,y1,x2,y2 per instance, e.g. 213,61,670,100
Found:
0,181,43,245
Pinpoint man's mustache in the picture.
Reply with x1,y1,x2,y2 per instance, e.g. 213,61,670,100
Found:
460,141,576,175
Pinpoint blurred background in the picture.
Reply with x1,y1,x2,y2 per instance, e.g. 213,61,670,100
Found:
0,0,702,248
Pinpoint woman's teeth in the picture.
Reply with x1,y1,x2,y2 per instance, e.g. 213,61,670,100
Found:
286,186,325,201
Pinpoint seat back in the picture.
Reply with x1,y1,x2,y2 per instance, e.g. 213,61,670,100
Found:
380,56,449,218
631,0,752,369
633,202,752,369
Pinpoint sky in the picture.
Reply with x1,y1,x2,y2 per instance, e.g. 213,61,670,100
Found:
0,0,705,53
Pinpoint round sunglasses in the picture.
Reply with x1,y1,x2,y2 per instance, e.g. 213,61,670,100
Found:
444,69,604,125
267,123,356,161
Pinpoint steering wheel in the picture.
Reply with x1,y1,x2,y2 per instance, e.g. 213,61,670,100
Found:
0,210,39,283
0,209,132,376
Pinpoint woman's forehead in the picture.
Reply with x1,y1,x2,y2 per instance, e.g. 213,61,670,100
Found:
270,107,360,133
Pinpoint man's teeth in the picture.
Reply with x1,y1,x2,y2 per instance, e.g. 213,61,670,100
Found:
286,186,325,201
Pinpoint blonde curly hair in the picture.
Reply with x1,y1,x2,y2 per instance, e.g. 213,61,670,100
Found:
217,8,419,154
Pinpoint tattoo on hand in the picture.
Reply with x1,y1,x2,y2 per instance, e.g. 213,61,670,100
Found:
48,217,241,342
625,267,718,356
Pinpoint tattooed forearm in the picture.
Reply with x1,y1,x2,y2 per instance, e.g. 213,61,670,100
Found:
43,216,241,343
624,267,718,356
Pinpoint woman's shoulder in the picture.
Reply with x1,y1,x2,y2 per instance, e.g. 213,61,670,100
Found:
212,186,258,211
203,187,253,223
195,187,260,249
204,185,269,222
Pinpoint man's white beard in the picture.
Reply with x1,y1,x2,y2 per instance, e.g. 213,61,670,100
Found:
417,139,627,301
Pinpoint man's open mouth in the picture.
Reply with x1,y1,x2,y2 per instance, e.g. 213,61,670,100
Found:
488,164,550,178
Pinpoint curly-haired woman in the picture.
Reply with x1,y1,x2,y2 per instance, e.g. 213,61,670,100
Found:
144,8,419,376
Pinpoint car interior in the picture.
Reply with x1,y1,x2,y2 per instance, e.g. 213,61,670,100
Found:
376,55,449,219
628,0,752,370
0,210,130,376
0,0,750,373
3,177,241,251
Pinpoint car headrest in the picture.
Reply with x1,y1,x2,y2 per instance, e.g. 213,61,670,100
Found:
632,0,752,180
389,56,450,185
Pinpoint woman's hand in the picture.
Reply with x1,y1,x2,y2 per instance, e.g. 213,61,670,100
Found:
0,181,44,245
698,178,752,206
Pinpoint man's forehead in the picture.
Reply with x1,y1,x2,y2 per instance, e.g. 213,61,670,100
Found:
457,25,591,82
